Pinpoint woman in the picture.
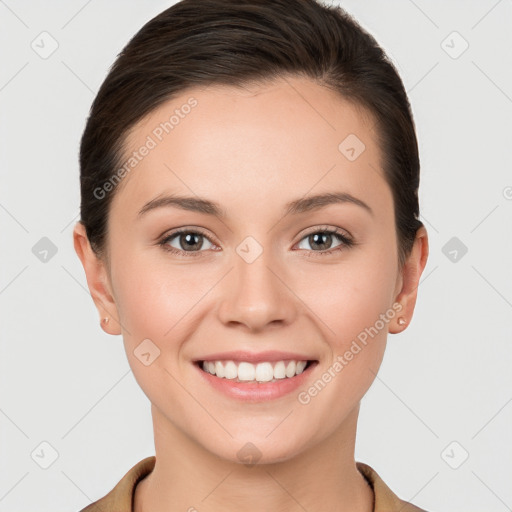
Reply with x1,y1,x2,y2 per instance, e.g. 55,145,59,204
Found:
74,0,429,510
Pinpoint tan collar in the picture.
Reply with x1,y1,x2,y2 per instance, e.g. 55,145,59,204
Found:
79,456,426,512
356,461,427,511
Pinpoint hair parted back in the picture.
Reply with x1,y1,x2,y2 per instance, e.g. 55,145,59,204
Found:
79,0,423,268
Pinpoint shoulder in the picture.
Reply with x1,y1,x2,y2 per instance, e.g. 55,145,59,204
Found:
78,456,156,512
356,461,429,512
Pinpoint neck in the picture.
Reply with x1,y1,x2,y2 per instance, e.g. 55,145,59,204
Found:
134,403,374,512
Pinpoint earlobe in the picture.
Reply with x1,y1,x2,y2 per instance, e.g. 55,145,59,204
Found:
100,316,114,334
389,226,429,334
73,221,122,336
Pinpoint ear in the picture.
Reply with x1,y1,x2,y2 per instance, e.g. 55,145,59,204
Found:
73,221,121,335
389,225,429,334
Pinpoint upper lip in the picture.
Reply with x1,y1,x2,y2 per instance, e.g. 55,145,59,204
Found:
194,350,318,364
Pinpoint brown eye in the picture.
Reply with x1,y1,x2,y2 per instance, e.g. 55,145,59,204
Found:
304,232,336,251
160,229,215,256
296,228,353,256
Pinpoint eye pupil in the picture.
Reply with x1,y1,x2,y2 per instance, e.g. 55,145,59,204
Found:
310,232,332,250
181,233,202,250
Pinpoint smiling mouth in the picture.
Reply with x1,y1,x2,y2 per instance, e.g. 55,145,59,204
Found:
195,359,318,384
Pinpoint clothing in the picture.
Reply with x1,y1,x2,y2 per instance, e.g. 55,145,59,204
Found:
78,456,427,512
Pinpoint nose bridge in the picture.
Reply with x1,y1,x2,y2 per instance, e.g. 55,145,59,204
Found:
217,238,295,330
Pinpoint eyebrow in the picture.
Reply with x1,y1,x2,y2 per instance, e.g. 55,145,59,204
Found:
137,191,373,219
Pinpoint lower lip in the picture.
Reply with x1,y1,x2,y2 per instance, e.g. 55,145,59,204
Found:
194,361,318,402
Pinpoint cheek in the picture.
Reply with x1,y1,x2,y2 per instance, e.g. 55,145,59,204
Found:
291,245,398,404
111,250,220,350
299,251,397,339
290,253,396,418
111,255,206,397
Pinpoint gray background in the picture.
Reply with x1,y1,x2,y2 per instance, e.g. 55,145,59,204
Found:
1,1,511,511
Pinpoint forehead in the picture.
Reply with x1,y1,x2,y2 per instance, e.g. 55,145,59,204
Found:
111,75,389,219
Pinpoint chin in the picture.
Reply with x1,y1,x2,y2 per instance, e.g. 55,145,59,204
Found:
203,434,308,468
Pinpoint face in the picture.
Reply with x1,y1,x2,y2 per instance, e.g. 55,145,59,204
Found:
76,75,426,465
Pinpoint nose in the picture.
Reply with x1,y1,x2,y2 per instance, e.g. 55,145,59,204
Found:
217,247,297,332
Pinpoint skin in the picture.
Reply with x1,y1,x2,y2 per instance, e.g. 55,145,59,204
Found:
74,75,428,512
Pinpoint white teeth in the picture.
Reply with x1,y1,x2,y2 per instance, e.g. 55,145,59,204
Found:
285,361,296,378
255,362,274,382
214,361,225,378
238,361,256,381
224,360,238,379
273,361,286,379
201,359,311,382
296,360,307,374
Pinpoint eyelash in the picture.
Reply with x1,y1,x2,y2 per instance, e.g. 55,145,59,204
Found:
158,226,355,258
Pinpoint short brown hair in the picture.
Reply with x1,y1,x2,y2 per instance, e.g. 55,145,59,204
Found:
79,0,423,267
